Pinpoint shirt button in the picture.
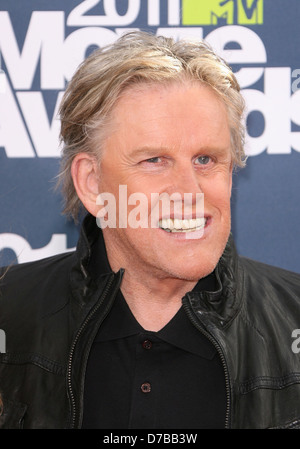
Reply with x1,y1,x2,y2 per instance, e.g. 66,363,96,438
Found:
141,382,151,393
142,340,152,350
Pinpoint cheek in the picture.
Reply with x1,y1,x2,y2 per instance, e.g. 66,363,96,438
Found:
203,176,232,209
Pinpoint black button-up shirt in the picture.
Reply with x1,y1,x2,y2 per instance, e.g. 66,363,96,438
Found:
82,278,226,429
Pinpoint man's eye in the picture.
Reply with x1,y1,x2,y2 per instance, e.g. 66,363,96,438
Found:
195,156,211,165
145,157,161,163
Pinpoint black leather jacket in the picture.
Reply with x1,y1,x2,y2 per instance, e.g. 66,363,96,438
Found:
1,214,300,429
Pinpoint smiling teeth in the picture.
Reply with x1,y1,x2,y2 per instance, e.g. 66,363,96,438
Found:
159,218,206,232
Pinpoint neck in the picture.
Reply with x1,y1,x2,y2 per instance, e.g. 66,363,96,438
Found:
102,231,198,331
121,270,197,331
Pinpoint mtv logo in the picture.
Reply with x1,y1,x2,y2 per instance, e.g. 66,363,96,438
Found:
182,0,263,26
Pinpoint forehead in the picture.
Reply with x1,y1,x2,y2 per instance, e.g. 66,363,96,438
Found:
105,81,231,153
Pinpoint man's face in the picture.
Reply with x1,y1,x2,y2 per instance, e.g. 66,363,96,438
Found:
96,82,233,282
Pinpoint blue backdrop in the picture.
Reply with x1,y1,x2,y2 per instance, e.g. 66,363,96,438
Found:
0,0,299,273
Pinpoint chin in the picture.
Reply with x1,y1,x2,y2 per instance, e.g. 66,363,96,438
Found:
164,260,218,283
173,241,228,281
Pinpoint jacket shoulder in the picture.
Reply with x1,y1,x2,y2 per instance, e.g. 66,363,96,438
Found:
240,256,300,293
1,251,75,289
238,256,300,331
0,251,76,324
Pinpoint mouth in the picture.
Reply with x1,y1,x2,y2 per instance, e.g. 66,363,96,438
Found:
158,217,207,233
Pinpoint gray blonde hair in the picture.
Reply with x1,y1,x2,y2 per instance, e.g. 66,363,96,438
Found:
58,31,246,219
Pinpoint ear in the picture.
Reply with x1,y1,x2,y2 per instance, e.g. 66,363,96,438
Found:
71,153,100,217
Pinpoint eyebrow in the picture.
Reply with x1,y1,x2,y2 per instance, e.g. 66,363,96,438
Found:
130,146,170,157
128,146,174,162
130,145,231,159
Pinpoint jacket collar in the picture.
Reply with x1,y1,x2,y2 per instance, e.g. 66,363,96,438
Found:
70,214,241,325
70,214,113,305
186,233,242,329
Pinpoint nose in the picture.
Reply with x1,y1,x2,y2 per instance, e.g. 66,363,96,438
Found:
168,160,203,197
163,161,204,218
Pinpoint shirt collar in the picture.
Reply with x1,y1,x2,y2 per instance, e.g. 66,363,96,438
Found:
94,287,216,360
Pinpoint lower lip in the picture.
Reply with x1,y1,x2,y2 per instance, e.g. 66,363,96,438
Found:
158,217,211,240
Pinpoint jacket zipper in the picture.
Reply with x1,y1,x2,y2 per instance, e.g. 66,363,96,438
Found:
67,270,123,429
182,296,231,429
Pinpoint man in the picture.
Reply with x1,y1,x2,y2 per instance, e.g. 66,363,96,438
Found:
1,31,300,429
